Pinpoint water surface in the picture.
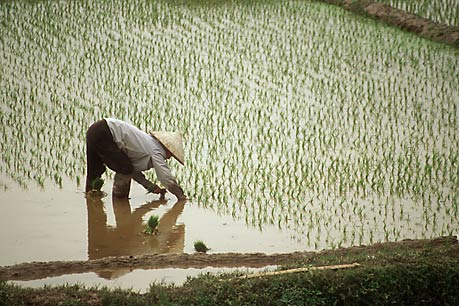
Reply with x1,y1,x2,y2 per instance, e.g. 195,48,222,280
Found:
1,0,458,288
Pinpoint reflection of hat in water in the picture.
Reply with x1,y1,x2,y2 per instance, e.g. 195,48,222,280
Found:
150,131,185,165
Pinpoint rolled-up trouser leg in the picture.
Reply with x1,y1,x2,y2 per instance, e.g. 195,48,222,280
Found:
85,119,134,193
112,173,131,198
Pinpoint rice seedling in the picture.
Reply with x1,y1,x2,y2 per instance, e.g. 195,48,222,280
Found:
0,0,457,252
90,178,104,191
144,215,160,235
194,240,210,253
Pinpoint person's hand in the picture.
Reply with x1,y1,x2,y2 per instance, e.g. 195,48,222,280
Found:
158,188,167,199
176,195,188,201
147,183,166,195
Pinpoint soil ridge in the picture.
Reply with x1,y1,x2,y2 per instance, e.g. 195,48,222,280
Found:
1,236,456,281
321,0,459,47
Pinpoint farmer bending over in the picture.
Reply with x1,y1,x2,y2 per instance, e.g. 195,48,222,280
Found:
85,118,186,200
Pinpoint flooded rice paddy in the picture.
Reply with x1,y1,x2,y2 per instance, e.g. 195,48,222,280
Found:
1,0,458,290
375,0,459,27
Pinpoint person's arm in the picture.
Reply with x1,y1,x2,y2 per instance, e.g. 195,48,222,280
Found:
166,184,186,201
131,172,165,194
150,155,187,200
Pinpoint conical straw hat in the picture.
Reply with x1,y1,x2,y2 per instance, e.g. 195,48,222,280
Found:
150,131,185,165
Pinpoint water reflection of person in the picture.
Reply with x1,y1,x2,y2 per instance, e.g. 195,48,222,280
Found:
86,196,185,279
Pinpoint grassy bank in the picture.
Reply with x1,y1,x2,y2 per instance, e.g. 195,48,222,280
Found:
1,237,458,305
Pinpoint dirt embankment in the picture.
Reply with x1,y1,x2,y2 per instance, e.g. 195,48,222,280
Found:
0,236,457,281
321,0,459,47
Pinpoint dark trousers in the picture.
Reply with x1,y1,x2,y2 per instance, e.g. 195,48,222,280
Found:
85,119,133,192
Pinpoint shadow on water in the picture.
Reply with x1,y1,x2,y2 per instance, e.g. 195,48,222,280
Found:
86,196,185,279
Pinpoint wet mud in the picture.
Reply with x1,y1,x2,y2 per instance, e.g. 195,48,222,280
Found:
1,236,456,282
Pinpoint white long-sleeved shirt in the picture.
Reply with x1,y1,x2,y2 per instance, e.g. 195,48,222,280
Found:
104,118,182,194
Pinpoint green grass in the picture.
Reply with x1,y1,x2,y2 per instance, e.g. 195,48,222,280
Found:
2,240,458,305
2,261,458,305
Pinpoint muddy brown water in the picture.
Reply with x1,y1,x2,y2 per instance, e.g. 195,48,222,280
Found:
3,235,457,293
1,0,458,292
0,174,305,290
12,266,277,293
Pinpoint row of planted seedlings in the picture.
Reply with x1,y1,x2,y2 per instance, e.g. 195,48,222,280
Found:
1,0,458,249
0,0,170,188
176,0,459,247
